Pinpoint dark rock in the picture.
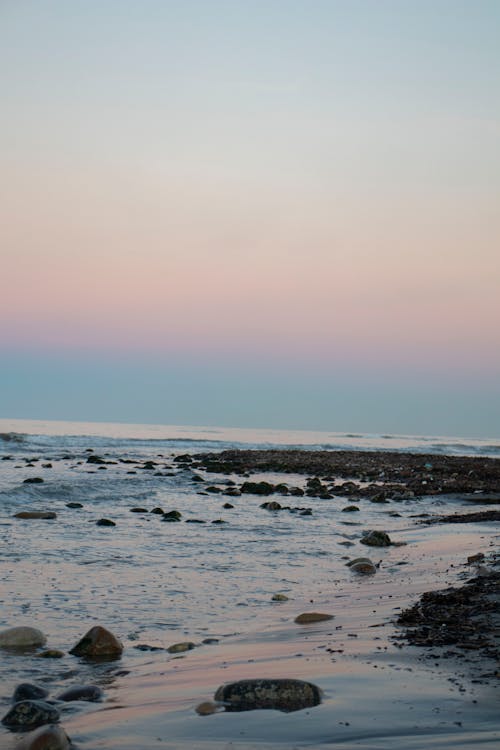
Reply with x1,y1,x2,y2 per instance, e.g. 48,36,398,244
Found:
1,700,59,729
211,519,227,524
23,478,44,484
69,625,123,659
260,501,282,511
96,518,116,527
241,481,275,496
360,530,392,547
167,641,195,654
150,507,164,514
56,685,103,702
185,518,206,523
163,510,182,521
214,678,321,712
205,486,222,493
222,503,234,509
13,684,48,703
15,512,57,520
86,455,107,465
36,650,64,659
66,502,83,509
342,505,360,512
174,454,193,463
130,507,148,513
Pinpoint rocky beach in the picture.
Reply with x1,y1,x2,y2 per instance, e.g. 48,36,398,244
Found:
1,424,499,749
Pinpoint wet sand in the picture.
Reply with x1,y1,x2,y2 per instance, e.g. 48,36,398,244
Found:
1,448,499,749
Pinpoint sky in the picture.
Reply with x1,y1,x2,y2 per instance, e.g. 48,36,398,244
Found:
1,0,499,437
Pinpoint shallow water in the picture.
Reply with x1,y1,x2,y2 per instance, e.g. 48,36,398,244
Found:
0,421,499,749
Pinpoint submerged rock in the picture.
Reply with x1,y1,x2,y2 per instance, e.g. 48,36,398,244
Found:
13,684,48,703
241,481,275,496
36,649,64,659
1,700,59,729
360,530,392,547
167,641,195,654
260,501,282,511
69,626,123,659
271,593,289,602
294,612,334,624
0,626,46,649
56,684,102,702
14,512,57,520
214,678,321,712
18,724,70,750
96,518,116,527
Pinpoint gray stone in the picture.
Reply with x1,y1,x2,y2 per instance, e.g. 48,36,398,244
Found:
13,684,48,703
360,530,391,547
0,626,46,649
56,684,102,702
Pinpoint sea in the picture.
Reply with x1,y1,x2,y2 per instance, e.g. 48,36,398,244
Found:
0,418,499,749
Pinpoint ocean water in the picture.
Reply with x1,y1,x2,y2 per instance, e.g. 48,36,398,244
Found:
0,418,499,749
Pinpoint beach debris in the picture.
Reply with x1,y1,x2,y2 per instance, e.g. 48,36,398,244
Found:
14,511,57,520
96,518,115,527
1,700,60,729
167,641,195,654
0,626,47,649
13,684,48,703
214,678,322,712
18,724,71,750
271,593,289,601
360,530,392,547
56,684,103,702
69,625,123,659
294,612,334,624
36,649,65,659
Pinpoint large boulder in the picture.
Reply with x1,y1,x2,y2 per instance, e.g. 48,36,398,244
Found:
1,700,59,729
69,626,123,659
0,626,46,649
214,678,321,712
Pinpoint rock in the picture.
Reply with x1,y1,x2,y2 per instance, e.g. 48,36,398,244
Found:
349,559,377,574
360,530,392,547
241,481,275,496
23,477,44,484
56,684,102,702
185,519,207,523
1,700,59,729
14,511,57,520
341,505,360,512
150,507,164,514
69,626,123,659
86,455,107,464
163,510,182,520
13,684,48,703
195,701,220,716
36,650,64,659
96,518,116,527
294,612,334,624
214,678,321,712
468,552,486,564
167,641,195,654
130,507,148,513
18,724,70,750
66,502,83,509
222,502,234,509
271,593,289,602
0,626,46,649
260,501,282,511
211,519,227,524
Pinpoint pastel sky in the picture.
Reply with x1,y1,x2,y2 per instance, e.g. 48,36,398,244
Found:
1,1,499,436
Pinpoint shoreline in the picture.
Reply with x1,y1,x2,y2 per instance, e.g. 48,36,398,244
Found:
1,447,499,749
